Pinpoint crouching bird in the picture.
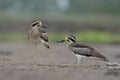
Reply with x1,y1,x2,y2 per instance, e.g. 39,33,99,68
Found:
57,35,109,64
27,20,50,49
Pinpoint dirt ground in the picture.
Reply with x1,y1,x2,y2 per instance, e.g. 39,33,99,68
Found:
0,42,120,80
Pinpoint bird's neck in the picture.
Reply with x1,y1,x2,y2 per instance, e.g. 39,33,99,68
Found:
32,26,39,31
68,42,76,51
68,41,76,44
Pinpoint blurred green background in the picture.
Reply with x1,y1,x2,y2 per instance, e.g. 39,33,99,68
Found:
0,0,120,43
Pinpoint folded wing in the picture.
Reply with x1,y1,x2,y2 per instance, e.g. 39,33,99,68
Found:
71,44,108,61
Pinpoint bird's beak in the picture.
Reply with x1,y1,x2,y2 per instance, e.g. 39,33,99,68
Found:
56,40,65,43
56,37,68,43
42,25,48,28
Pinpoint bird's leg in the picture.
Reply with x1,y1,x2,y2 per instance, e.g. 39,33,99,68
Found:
77,58,80,65
34,43,42,64
77,57,81,65
33,43,38,64
76,55,83,65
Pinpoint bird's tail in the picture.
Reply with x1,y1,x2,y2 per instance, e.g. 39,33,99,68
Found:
43,42,50,49
93,51,109,62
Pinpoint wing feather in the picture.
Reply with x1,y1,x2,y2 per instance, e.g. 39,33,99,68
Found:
71,43,108,61
39,29,49,42
40,33,48,42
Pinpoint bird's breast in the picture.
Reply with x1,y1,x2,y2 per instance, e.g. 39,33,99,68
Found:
30,32,40,39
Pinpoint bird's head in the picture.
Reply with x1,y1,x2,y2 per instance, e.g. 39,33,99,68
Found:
57,35,77,44
32,20,48,28
65,35,77,43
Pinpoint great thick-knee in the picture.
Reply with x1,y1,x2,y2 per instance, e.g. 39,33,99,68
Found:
57,35,109,64
27,20,50,49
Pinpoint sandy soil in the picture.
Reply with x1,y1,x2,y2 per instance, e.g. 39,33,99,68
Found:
0,42,120,80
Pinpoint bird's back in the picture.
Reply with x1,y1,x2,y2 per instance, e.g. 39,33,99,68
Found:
69,43,109,61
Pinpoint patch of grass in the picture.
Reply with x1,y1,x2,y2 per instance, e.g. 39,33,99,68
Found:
49,31,120,43
0,31,120,43
76,31,120,43
49,33,68,42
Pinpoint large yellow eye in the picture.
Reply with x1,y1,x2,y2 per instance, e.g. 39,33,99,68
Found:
38,21,42,27
65,37,68,41
39,21,42,26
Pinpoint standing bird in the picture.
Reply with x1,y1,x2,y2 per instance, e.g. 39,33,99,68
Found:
57,35,109,64
27,20,50,49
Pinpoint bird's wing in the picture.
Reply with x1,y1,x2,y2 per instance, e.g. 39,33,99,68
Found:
72,44,95,50
71,44,93,57
40,33,49,42
71,43,108,61
38,29,50,49
39,29,49,42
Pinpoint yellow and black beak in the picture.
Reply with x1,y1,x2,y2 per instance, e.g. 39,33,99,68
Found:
42,25,48,28
56,40,65,43
37,21,48,28
56,37,68,43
